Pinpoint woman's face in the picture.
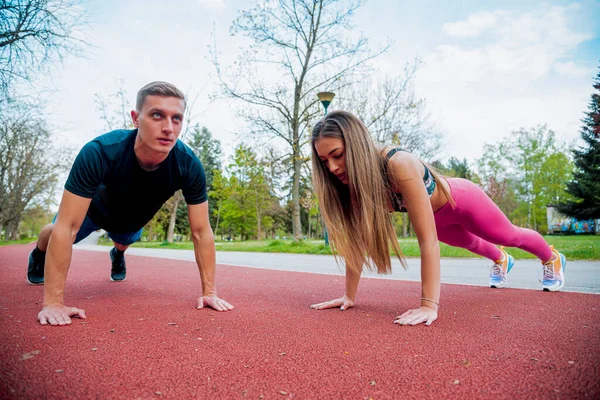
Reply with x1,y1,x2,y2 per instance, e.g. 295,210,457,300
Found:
314,136,348,185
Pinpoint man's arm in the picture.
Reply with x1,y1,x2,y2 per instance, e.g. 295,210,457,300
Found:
39,190,91,326
187,201,234,312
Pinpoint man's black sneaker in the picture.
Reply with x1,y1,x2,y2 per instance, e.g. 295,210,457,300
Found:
27,247,46,285
110,247,126,281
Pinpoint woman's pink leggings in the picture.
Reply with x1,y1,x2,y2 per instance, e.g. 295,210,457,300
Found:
434,178,553,262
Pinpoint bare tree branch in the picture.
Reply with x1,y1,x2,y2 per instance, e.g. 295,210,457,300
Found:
211,0,385,240
333,59,444,160
0,0,90,97
0,96,72,238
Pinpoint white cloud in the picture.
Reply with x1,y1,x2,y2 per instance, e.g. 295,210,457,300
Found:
37,4,243,154
554,61,595,78
436,6,593,81
442,11,500,38
415,4,595,161
24,0,599,170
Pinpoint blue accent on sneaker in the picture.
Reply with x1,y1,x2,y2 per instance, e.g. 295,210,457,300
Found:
506,255,515,273
542,251,566,292
490,251,514,289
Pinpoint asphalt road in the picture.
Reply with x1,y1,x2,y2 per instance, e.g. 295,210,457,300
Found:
75,232,600,294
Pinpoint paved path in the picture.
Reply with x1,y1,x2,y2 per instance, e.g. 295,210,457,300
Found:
75,234,600,294
1,244,599,399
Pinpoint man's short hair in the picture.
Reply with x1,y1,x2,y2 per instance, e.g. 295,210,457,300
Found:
136,81,186,111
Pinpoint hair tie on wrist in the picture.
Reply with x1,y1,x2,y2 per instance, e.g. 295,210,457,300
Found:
421,297,439,306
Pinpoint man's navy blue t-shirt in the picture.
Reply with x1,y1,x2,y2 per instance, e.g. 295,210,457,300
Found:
64,129,207,233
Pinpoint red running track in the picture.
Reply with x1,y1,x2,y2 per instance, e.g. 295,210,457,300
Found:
1,244,599,399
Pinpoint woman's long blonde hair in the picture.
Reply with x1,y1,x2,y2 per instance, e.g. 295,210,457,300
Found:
311,111,405,274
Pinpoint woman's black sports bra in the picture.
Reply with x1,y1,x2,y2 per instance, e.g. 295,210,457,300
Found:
385,148,436,212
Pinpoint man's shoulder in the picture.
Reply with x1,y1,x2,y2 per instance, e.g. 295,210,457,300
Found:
172,140,201,165
92,129,136,147
83,129,135,158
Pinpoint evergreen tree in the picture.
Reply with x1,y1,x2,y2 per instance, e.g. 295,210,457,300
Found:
446,157,474,180
185,125,223,228
556,65,600,219
186,125,222,188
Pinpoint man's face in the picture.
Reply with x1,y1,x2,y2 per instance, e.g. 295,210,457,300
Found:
131,95,186,154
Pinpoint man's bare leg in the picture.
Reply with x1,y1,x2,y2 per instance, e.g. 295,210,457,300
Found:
113,241,129,252
37,223,54,251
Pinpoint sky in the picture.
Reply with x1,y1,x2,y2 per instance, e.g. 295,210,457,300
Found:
36,0,600,164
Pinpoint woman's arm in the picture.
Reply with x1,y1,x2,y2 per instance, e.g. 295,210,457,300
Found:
344,262,362,303
310,262,362,311
388,152,440,326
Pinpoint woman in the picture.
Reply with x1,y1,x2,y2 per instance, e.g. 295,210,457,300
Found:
309,110,566,327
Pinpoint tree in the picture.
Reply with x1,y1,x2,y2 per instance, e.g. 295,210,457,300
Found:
476,144,519,219
209,144,279,240
209,168,230,238
445,157,474,180
185,125,223,228
94,80,134,131
228,144,275,240
20,204,53,237
510,127,573,232
143,205,169,242
212,0,387,240
0,0,88,97
0,97,70,239
220,151,256,241
186,125,222,188
300,192,320,239
477,126,573,232
431,157,474,180
556,65,600,219
335,63,443,159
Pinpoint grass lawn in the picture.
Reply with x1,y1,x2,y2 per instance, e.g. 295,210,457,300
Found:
0,238,36,246
98,235,600,260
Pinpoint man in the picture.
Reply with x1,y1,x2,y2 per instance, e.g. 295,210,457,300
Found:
28,81,234,326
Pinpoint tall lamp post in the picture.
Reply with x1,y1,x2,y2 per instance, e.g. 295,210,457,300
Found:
316,91,335,246
317,91,335,115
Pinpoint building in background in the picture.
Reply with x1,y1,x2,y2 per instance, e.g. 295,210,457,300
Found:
546,206,599,234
